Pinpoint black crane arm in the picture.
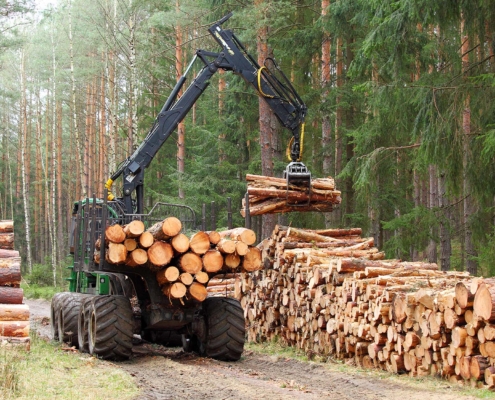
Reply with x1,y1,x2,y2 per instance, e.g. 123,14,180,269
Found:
106,12,308,214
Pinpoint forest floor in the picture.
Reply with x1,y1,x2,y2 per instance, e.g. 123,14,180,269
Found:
26,298,487,400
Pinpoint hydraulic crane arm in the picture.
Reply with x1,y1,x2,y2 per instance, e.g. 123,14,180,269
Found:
106,12,308,214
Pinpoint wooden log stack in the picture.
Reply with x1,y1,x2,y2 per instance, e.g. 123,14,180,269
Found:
241,174,341,216
239,224,495,387
96,218,262,303
0,220,30,350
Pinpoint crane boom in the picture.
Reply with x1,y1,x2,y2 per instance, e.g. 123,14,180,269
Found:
106,12,309,214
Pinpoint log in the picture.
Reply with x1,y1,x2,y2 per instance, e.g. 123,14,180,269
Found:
242,247,262,272
218,228,256,246
147,241,173,267
207,231,221,245
188,282,208,302
123,220,145,238
171,233,190,253
0,233,14,250
235,241,249,256
126,248,148,267
0,262,21,286
0,336,30,350
248,187,340,203
179,272,194,286
179,252,203,274
195,271,209,284
455,281,474,309
0,321,29,337
474,283,495,322
162,282,187,299
217,239,236,254
105,224,126,243
470,355,489,380
241,198,335,216
139,232,155,249
0,304,30,321
202,250,224,273
156,266,180,286
245,174,336,190
0,250,20,258
148,217,182,240
224,254,241,269
124,239,137,252
0,257,21,269
0,220,14,233
189,231,210,255
106,243,127,264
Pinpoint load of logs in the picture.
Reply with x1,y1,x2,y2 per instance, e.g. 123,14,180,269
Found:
241,174,341,216
240,225,495,387
0,220,30,350
96,217,261,303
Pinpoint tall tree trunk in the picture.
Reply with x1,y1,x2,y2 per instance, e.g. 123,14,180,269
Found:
128,0,138,151
176,0,185,199
56,100,64,264
427,164,438,263
321,0,333,228
461,18,478,275
20,50,32,273
99,65,106,198
438,170,451,270
334,36,344,226
68,0,85,198
50,27,58,284
256,3,279,239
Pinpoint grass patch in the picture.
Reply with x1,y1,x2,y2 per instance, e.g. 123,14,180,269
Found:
247,339,495,399
21,284,66,301
0,333,139,400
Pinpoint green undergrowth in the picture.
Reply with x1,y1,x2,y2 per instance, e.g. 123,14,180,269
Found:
247,339,495,399
0,333,138,400
21,283,65,301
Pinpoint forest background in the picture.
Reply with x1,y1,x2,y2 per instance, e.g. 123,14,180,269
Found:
1,0,495,285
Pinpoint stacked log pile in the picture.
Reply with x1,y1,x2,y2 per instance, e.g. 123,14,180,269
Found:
240,225,495,387
241,174,341,216
0,220,30,349
96,218,261,303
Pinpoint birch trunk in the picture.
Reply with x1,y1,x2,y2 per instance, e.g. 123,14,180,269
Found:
20,50,33,272
50,26,58,284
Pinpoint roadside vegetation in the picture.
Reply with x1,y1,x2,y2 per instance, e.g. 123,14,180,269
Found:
247,339,495,399
0,333,138,399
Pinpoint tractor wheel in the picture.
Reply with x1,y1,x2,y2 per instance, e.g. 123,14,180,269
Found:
50,292,70,341
202,297,245,361
88,295,133,360
77,296,95,353
58,293,89,347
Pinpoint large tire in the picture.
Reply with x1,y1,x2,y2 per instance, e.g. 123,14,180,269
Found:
50,292,70,341
88,295,133,360
202,297,245,361
77,296,95,353
58,293,89,347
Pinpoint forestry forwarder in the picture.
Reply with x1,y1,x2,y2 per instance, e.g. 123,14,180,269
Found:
51,12,310,362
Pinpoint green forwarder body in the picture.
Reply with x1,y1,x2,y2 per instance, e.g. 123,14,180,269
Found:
50,197,245,362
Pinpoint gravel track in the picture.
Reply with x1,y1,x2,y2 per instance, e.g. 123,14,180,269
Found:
26,298,477,400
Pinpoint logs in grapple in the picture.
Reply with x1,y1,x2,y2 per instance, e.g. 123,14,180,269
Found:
241,174,341,216
95,218,262,303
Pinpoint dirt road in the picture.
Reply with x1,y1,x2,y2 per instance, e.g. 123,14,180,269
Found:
26,298,478,400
